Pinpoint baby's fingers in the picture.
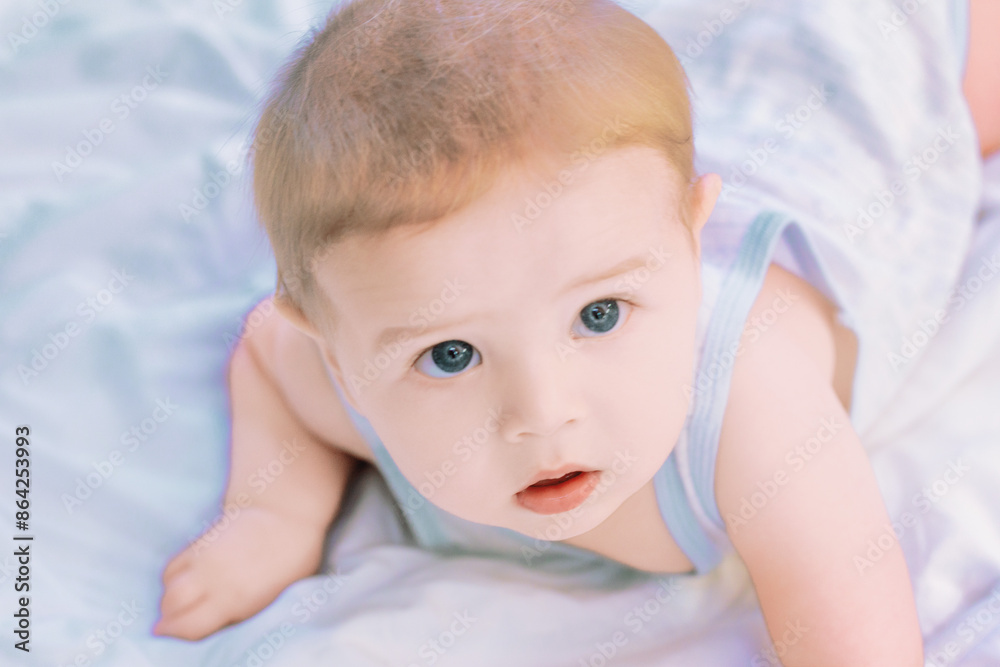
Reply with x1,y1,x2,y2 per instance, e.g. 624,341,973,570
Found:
153,598,231,641
161,547,197,581
158,569,208,623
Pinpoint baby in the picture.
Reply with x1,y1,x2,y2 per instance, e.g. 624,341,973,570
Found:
154,0,999,663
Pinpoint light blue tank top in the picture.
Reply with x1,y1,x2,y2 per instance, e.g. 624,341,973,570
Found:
328,204,799,576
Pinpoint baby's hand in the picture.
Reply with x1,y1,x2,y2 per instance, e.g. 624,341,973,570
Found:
153,506,327,641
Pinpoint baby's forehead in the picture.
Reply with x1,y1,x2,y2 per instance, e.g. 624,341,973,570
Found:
317,146,686,277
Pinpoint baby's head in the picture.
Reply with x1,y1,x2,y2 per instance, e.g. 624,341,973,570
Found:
252,0,720,540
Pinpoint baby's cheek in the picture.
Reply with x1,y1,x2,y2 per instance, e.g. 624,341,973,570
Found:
391,442,480,508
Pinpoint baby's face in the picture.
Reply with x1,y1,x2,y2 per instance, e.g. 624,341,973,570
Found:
316,145,713,541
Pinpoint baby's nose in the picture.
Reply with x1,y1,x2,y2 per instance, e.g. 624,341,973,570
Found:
494,352,585,441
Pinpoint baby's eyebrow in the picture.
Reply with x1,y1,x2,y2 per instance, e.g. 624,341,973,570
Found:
557,253,652,296
373,311,480,351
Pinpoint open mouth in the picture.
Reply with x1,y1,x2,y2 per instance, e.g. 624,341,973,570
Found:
529,471,584,487
515,470,600,515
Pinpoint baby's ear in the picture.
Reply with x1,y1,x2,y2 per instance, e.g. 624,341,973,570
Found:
274,293,323,341
274,293,362,412
689,172,722,236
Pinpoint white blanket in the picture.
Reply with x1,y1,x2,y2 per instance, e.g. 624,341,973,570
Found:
1,1,998,665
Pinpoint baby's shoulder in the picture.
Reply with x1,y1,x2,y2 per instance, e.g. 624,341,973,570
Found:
734,262,857,413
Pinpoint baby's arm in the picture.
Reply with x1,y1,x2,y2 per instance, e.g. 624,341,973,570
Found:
154,299,363,640
715,267,923,666
964,0,1000,158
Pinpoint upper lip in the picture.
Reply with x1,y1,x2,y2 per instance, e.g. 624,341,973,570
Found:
521,464,593,490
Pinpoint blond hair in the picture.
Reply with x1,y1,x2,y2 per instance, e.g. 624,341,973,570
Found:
251,0,694,332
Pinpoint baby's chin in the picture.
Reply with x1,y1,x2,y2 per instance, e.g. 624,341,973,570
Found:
492,486,631,543
425,489,611,540
520,509,612,542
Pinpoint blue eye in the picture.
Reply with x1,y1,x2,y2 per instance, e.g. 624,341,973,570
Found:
415,339,482,378
412,299,630,378
572,298,628,337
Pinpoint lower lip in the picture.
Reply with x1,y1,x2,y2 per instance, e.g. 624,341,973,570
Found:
515,471,600,515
